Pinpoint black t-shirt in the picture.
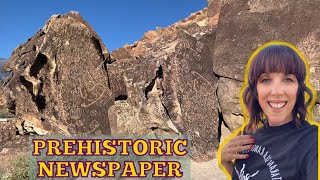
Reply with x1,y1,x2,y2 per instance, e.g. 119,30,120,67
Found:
232,120,318,180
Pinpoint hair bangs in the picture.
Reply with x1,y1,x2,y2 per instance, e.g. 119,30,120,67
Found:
250,45,306,83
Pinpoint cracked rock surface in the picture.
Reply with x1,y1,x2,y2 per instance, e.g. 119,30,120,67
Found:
217,77,243,132
109,29,220,162
4,11,113,135
3,1,320,170
212,0,320,123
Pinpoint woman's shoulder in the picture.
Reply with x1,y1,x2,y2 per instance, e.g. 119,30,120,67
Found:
242,120,319,137
301,120,319,134
299,120,318,145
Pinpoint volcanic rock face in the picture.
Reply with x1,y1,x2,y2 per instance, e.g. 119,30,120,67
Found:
3,0,320,167
108,29,220,161
217,78,243,132
160,31,219,161
213,0,320,82
3,9,221,162
108,59,172,136
212,0,320,122
108,8,221,161
4,12,112,135
111,8,211,61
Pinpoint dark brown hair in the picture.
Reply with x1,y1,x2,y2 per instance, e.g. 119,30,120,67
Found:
243,44,313,132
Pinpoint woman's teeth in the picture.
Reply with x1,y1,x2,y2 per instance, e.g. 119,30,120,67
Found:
268,102,286,108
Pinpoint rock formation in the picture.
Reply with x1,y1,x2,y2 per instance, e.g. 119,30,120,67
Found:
3,11,112,136
108,7,221,161
111,8,212,61
2,0,320,169
109,29,219,161
212,0,320,128
109,0,320,162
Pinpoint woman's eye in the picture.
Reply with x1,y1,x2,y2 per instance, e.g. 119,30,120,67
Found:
284,78,294,82
260,79,270,83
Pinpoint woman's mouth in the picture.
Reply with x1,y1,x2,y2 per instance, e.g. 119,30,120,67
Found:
268,101,287,109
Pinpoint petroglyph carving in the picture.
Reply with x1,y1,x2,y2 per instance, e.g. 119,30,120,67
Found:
4,12,112,135
196,41,204,52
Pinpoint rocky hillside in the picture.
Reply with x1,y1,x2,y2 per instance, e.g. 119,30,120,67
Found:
111,8,213,61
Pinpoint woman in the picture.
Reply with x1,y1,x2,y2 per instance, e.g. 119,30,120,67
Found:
219,42,319,180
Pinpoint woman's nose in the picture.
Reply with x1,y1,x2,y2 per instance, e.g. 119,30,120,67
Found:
270,82,284,96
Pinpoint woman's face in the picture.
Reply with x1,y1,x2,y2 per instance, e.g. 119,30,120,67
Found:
256,72,298,126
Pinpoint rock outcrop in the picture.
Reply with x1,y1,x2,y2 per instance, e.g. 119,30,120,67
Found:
217,78,243,132
3,0,320,169
109,28,220,161
212,0,320,125
4,11,112,135
111,8,212,61
109,8,220,161
3,8,221,162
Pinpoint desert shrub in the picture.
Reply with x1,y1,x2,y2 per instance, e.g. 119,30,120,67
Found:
0,154,29,180
8,155,29,180
0,108,10,118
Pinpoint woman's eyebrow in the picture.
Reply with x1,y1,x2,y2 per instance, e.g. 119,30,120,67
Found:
284,73,295,76
258,74,268,80
259,73,269,77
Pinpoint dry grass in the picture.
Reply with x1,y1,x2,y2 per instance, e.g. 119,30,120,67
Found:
0,108,11,118
0,153,29,180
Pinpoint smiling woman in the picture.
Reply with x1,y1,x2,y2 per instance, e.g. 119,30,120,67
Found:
257,73,298,126
219,42,319,180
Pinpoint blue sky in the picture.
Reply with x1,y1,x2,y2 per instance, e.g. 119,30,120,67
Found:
0,0,207,59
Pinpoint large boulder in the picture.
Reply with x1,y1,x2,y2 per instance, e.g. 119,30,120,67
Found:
160,31,219,162
109,8,221,162
217,78,243,132
108,28,220,162
4,11,113,135
107,59,177,136
213,0,320,80
212,0,320,124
